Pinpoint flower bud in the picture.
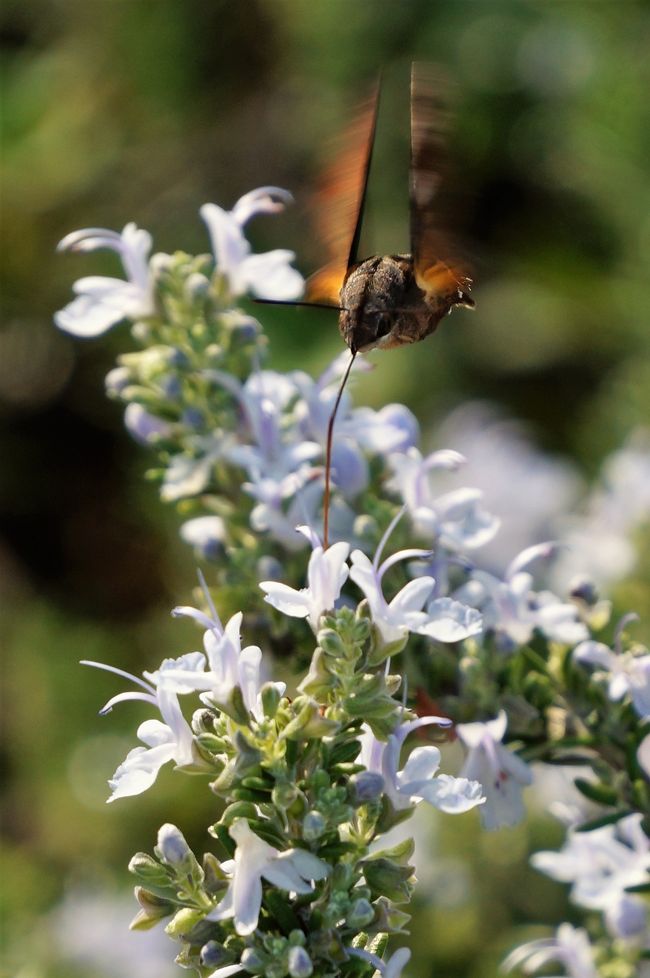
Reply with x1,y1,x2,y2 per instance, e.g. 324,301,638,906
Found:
494,632,518,655
241,947,265,973
165,907,205,938
160,374,182,400
150,252,174,277
346,897,374,928
288,946,313,978
317,628,346,658
181,407,204,429
256,555,283,582
181,518,226,563
128,852,170,886
350,770,385,806
227,313,261,345
124,403,173,446
133,886,175,920
105,366,132,396
186,272,211,301
200,940,229,968
156,823,191,868
272,782,300,809
261,682,282,718
568,574,598,605
302,810,326,841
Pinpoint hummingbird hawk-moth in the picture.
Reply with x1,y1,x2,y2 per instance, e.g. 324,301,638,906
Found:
257,64,474,546
305,62,474,355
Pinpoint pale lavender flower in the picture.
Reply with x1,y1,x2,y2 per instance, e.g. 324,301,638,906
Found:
259,526,350,631
387,447,500,552
574,614,650,718
171,597,277,720
552,429,650,591
347,946,411,978
437,403,580,573
358,716,485,814
462,543,588,647
247,475,323,552
502,923,597,978
207,819,328,936
55,224,154,336
531,813,650,940
349,512,482,647
200,187,304,300
224,374,320,496
456,711,532,830
82,654,202,801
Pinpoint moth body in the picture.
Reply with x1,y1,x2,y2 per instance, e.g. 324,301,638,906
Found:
339,254,473,353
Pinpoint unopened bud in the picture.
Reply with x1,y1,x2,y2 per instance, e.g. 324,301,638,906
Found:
350,770,385,806
165,907,205,938
272,782,300,809
302,811,326,841
347,897,374,928
133,886,174,919
288,946,313,978
105,366,132,396
568,574,598,605
200,941,229,968
241,947,265,973
186,272,211,301
181,407,204,429
261,682,282,718
318,628,346,657
157,823,191,867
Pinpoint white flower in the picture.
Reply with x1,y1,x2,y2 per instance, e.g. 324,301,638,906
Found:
464,543,588,648
574,614,650,718
387,447,500,551
531,813,650,940
349,548,434,645
359,717,485,814
552,429,650,591
259,527,350,631
348,514,482,647
82,654,200,801
55,223,154,336
436,402,580,574
502,923,597,978
201,187,304,300
347,946,411,978
207,819,328,936
456,711,532,830
171,598,278,720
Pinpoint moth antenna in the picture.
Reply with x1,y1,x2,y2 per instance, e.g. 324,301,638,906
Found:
323,350,357,550
252,298,343,312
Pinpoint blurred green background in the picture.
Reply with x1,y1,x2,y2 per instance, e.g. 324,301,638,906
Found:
1,1,649,976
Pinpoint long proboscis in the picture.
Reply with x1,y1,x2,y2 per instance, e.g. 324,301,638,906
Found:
253,298,343,312
323,350,357,550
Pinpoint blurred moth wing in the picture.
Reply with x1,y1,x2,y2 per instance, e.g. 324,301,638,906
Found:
305,84,380,306
308,63,474,355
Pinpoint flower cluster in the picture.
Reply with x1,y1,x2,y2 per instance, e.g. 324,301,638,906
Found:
57,187,650,978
